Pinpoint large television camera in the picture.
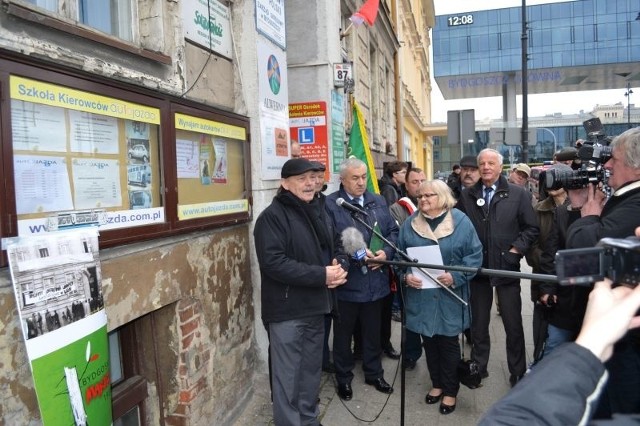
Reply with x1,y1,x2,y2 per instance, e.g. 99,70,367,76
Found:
556,237,640,286
545,118,613,191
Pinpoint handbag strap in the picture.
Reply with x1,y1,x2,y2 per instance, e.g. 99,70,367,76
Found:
459,280,473,359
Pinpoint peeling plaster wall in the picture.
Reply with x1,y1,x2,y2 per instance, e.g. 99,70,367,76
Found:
0,227,256,425
0,1,236,109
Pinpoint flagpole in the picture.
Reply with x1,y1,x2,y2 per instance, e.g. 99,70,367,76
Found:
340,22,354,40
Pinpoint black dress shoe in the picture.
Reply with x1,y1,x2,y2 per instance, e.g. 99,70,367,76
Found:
383,347,401,360
404,358,417,371
509,374,524,387
439,402,456,415
337,383,353,401
365,377,394,394
425,392,442,404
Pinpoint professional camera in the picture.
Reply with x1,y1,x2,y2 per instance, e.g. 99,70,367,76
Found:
545,118,612,191
555,237,640,286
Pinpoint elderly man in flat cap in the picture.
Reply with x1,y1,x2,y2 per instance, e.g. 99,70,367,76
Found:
254,158,347,426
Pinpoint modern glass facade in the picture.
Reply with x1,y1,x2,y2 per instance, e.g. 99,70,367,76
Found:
433,0,640,99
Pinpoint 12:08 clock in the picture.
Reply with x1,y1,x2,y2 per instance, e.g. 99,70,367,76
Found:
448,14,474,26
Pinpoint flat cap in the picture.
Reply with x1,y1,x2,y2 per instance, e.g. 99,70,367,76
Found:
513,163,531,177
459,155,478,168
555,147,578,162
310,161,326,172
281,158,321,178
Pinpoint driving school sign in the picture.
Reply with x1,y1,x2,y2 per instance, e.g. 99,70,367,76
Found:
289,102,329,179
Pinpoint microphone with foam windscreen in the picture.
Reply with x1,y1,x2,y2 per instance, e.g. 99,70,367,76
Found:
341,227,368,275
336,197,368,216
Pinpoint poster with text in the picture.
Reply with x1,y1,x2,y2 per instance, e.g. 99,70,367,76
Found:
3,228,111,425
257,39,290,179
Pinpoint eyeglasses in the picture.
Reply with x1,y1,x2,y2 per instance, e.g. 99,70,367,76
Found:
394,170,407,175
417,193,438,200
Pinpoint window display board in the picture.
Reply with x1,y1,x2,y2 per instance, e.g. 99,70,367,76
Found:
10,76,164,236
175,113,248,220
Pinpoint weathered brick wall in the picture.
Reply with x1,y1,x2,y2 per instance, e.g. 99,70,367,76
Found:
0,226,257,425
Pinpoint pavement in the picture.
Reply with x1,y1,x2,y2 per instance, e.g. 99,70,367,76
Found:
233,261,535,426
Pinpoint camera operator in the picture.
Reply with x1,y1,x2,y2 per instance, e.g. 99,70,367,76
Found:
565,126,640,418
479,278,640,426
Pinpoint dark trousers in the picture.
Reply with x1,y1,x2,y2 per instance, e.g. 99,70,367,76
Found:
380,291,394,350
322,314,332,369
333,298,384,385
423,334,461,397
470,278,526,376
269,317,324,426
594,336,640,418
404,329,423,362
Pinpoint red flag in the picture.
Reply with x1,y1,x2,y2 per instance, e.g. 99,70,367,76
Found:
349,0,380,27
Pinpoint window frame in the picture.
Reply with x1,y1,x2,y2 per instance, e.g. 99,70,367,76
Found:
110,325,148,423
0,53,252,265
6,1,169,65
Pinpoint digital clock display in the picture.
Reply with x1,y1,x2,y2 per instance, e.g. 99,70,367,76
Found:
447,14,474,26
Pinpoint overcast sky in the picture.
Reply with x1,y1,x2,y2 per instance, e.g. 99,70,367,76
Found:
430,0,633,122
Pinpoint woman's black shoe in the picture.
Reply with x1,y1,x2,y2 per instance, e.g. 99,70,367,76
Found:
425,392,442,404
439,402,456,415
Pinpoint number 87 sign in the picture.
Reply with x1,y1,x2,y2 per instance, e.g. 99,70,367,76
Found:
333,63,353,88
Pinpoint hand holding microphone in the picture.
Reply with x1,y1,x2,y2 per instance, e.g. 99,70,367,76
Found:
341,227,370,275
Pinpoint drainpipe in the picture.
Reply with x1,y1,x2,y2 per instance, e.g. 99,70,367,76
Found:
392,0,404,161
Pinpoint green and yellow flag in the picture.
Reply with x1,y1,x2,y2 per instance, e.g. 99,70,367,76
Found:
347,101,379,194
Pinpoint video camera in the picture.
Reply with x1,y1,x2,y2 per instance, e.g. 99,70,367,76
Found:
545,118,613,191
555,237,640,287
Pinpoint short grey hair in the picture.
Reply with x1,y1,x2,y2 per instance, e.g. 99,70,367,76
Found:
420,179,457,210
610,127,640,169
339,157,367,177
478,148,504,165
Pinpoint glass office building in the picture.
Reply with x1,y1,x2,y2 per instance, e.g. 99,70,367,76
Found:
433,0,640,99
431,0,639,172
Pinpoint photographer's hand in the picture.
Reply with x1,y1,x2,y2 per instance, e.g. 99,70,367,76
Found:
575,279,640,362
567,187,588,210
580,183,606,217
539,293,556,306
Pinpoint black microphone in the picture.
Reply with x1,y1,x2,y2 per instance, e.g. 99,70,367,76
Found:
336,197,368,216
341,227,368,275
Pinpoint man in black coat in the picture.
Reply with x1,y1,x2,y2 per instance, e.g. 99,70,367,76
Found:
254,158,347,426
456,149,539,387
565,127,640,418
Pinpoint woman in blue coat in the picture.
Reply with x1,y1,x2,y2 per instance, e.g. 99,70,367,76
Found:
396,179,482,415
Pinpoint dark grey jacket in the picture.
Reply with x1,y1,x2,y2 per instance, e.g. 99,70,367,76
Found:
456,175,539,285
479,343,612,425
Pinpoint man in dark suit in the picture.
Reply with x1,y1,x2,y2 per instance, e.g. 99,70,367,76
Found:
456,149,539,387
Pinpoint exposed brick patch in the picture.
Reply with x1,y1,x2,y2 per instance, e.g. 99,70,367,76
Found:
170,298,210,425
180,317,199,337
178,305,194,323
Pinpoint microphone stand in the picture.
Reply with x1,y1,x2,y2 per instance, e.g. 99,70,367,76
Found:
367,258,558,283
348,210,462,426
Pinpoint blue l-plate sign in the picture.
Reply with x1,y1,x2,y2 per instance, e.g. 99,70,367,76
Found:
298,127,314,145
